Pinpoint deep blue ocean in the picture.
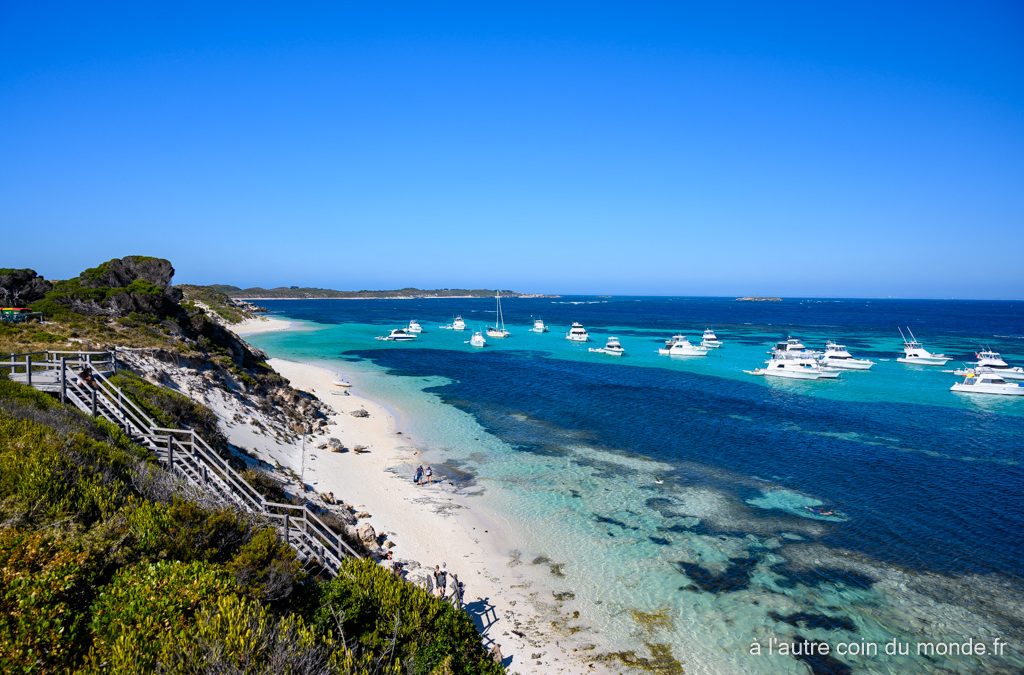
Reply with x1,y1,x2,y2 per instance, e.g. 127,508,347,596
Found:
249,296,1024,673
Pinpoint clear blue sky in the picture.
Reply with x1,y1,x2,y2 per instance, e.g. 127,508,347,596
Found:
2,2,1022,298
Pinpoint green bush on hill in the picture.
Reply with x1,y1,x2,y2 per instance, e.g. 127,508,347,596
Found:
0,376,501,673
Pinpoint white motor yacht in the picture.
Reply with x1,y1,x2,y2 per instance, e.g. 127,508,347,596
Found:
896,327,949,365
440,316,467,331
971,350,1024,380
819,341,874,370
407,320,423,334
658,335,709,357
375,328,418,342
950,372,1024,396
589,336,624,356
701,328,723,348
531,318,548,333
486,292,510,338
772,337,816,356
747,354,831,380
468,331,486,348
566,322,590,342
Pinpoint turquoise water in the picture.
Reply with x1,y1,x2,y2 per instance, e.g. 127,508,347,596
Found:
247,297,1024,673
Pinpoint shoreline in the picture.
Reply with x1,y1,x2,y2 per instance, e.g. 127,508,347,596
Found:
233,321,599,673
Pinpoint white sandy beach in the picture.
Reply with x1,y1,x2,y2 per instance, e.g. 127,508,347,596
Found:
233,315,304,335
230,320,603,673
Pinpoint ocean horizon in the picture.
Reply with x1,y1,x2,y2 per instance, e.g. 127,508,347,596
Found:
246,295,1024,673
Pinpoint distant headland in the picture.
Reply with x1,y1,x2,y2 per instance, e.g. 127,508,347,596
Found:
735,296,783,302
204,285,553,300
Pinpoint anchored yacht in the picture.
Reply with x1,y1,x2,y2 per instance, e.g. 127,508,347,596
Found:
566,322,590,342
772,337,816,356
441,316,467,331
531,318,548,333
375,328,417,342
972,350,1024,380
658,335,708,357
747,354,834,380
950,372,1024,396
819,341,874,370
589,336,624,356
701,328,723,348
468,331,486,348
407,320,423,334
896,327,949,365
486,292,510,338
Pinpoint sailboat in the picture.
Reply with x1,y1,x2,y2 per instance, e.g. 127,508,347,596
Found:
486,291,510,338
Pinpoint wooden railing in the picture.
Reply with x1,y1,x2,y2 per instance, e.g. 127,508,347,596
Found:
1,350,360,572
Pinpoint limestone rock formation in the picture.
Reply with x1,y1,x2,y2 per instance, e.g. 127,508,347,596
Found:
0,268,52,305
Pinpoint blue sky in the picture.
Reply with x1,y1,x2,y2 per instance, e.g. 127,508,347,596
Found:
2,2,1022,298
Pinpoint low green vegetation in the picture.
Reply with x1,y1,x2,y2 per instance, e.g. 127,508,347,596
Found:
0,375,502,673
207,284,532,299
179,284,254,324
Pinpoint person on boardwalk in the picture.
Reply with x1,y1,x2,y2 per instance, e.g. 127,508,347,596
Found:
413,465,423,484
450,573,464,608
424,465,433,484
435,563,448,599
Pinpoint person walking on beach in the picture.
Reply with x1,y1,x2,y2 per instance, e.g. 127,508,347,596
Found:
425,465,433,484
414,465,423,485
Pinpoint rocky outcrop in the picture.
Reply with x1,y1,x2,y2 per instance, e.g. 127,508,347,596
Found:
0,268,52,305
80,256,176,290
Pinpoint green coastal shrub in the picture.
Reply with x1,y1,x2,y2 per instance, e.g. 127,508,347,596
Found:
317,559,502,675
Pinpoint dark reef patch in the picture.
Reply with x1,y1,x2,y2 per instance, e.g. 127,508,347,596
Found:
675,555,760,593
769,611,856,633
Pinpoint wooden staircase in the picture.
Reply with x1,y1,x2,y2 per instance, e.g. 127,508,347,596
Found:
3,350,360,574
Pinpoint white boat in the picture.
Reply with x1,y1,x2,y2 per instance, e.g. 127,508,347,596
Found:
896,327,949,365
375,328,418,342
752,354,831,380
658,335,709,357
407,320,423,334
970,350,1024,380
819,341,874,370
331,376,352,388
486,292,510,338
440,316,466,331
772,337,816,356
589,336,624,356
566,322,589,342
531,318,548,333
468,331,486,348
701,328,722,348
950,371,1024,396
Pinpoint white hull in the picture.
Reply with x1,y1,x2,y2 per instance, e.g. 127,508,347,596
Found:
658,347,708,357
486,330,509,338
898,356,949,366
764,368,821,380
469,333,486,348
589,348,624,356
820,357,874,370
701,340,722,348
951,383,1024,396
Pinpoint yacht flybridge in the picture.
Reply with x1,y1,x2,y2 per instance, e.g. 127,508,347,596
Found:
375,328,417,342
486,292,510,338
896,327,949,365
658,335,709,357
441,316,467,331
701,329,722,348
772,337,815,356
819,341,874,370
589,336,624,356
531,318,548,333
566,322,590,342
950,372,1024,396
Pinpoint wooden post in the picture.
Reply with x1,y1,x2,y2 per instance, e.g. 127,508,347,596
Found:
25,355,31,386
283,514,290,544
60,358,66,404
90,387,97,416
167,435,174,470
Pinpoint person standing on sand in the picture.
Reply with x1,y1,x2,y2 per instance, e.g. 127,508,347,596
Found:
425,465,433,484
451,573,464,608
414,465,423,484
